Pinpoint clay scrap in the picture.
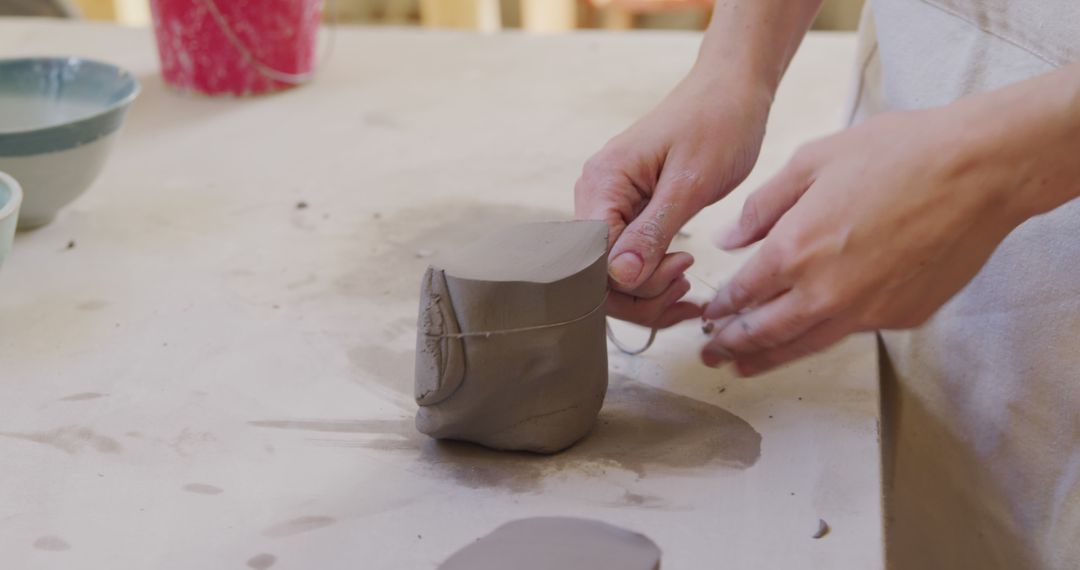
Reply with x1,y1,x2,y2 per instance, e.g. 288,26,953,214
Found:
439,517,661,570
414,220,609,453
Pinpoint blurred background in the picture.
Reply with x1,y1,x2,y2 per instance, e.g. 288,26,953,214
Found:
1,0,865,32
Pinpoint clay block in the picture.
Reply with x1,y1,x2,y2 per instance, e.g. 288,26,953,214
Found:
439,517,662,570
414,220,609,453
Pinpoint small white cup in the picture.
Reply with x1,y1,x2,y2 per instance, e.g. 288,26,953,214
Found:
0,170,24,269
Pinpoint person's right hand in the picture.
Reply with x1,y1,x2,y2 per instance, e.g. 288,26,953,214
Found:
575,71,772,328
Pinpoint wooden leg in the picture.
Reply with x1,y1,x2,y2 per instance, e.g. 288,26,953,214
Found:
383,0,417,24
599,6,633,29
520,0,577,33
420,0,501,31
68,0,148,24
69,0,113,19
113,0,149,25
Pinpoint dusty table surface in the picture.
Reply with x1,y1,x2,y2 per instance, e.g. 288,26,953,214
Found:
0,19,881,570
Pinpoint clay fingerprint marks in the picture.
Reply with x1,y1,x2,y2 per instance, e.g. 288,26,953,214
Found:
414,267,465,405
413,220,610,454
440,517,661,570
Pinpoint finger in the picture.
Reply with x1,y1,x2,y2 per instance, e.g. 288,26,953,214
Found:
608,163,707,290
607,276,692,327
652,301,705,329
704,246,789,319
733,317,855,376
628,251,694,299
574,150,654,250
574,177,633,250
716,148,817,250
704,290,824,355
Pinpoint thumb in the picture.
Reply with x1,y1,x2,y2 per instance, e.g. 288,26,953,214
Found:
608,171,703,290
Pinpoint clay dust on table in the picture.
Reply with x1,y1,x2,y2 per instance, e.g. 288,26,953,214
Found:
250,375,761,495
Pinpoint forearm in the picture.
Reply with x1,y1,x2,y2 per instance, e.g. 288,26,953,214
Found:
952,62,1080,223
693,0,824,98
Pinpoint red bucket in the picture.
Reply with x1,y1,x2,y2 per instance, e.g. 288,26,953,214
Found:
150,0,323,96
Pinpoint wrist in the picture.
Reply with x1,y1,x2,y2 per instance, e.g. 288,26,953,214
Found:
933,108,1033,233
694,0,823,97
950,63,1080,224
681,63,774,126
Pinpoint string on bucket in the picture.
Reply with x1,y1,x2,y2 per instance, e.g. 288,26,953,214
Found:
605,321,657,356
198,0,337,85
421,271,721,355
422,292,610,340
419,290,656,356
603,269,721,355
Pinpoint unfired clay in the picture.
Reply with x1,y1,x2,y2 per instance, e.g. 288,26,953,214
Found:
414,220,608,453
439,517,662,570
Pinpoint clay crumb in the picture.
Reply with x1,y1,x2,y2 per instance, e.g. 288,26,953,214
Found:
295,201,308,210
415,249,434,259
702,321,715,334
812,518,830,539
717,386,726,394
65,240,76,250
676,229,692,239
373,212,382,220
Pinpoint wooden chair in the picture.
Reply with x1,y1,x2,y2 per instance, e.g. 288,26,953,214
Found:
416,0,713,33
587,0,713,30
419,0,502,31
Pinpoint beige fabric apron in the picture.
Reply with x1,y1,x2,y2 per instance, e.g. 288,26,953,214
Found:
847,1,1080,568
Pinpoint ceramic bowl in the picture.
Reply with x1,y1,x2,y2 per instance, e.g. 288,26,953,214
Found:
0,171,23,268
0,57,139,229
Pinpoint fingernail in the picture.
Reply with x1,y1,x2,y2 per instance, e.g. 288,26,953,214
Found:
703,298,734,320
735,362,759,377
609,252,643,286
716,224,742,251
702,346,732,368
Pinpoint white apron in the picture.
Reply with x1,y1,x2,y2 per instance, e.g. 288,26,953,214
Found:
847,1,1080,568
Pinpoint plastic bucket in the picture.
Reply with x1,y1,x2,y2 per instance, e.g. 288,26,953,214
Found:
150,0,323,96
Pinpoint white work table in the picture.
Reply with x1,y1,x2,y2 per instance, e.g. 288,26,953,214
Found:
0,20,881,569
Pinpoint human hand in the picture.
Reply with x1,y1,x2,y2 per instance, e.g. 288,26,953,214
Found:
575,72,772,328
701,107,1030,375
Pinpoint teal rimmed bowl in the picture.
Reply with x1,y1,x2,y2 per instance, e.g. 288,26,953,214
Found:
0,171,22,268
0,57,139,229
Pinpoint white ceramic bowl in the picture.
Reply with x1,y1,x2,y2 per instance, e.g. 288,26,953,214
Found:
0,171,23,268
0,57,139,229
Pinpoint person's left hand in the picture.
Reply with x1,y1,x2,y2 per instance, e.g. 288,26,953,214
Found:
700,107,1031,376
